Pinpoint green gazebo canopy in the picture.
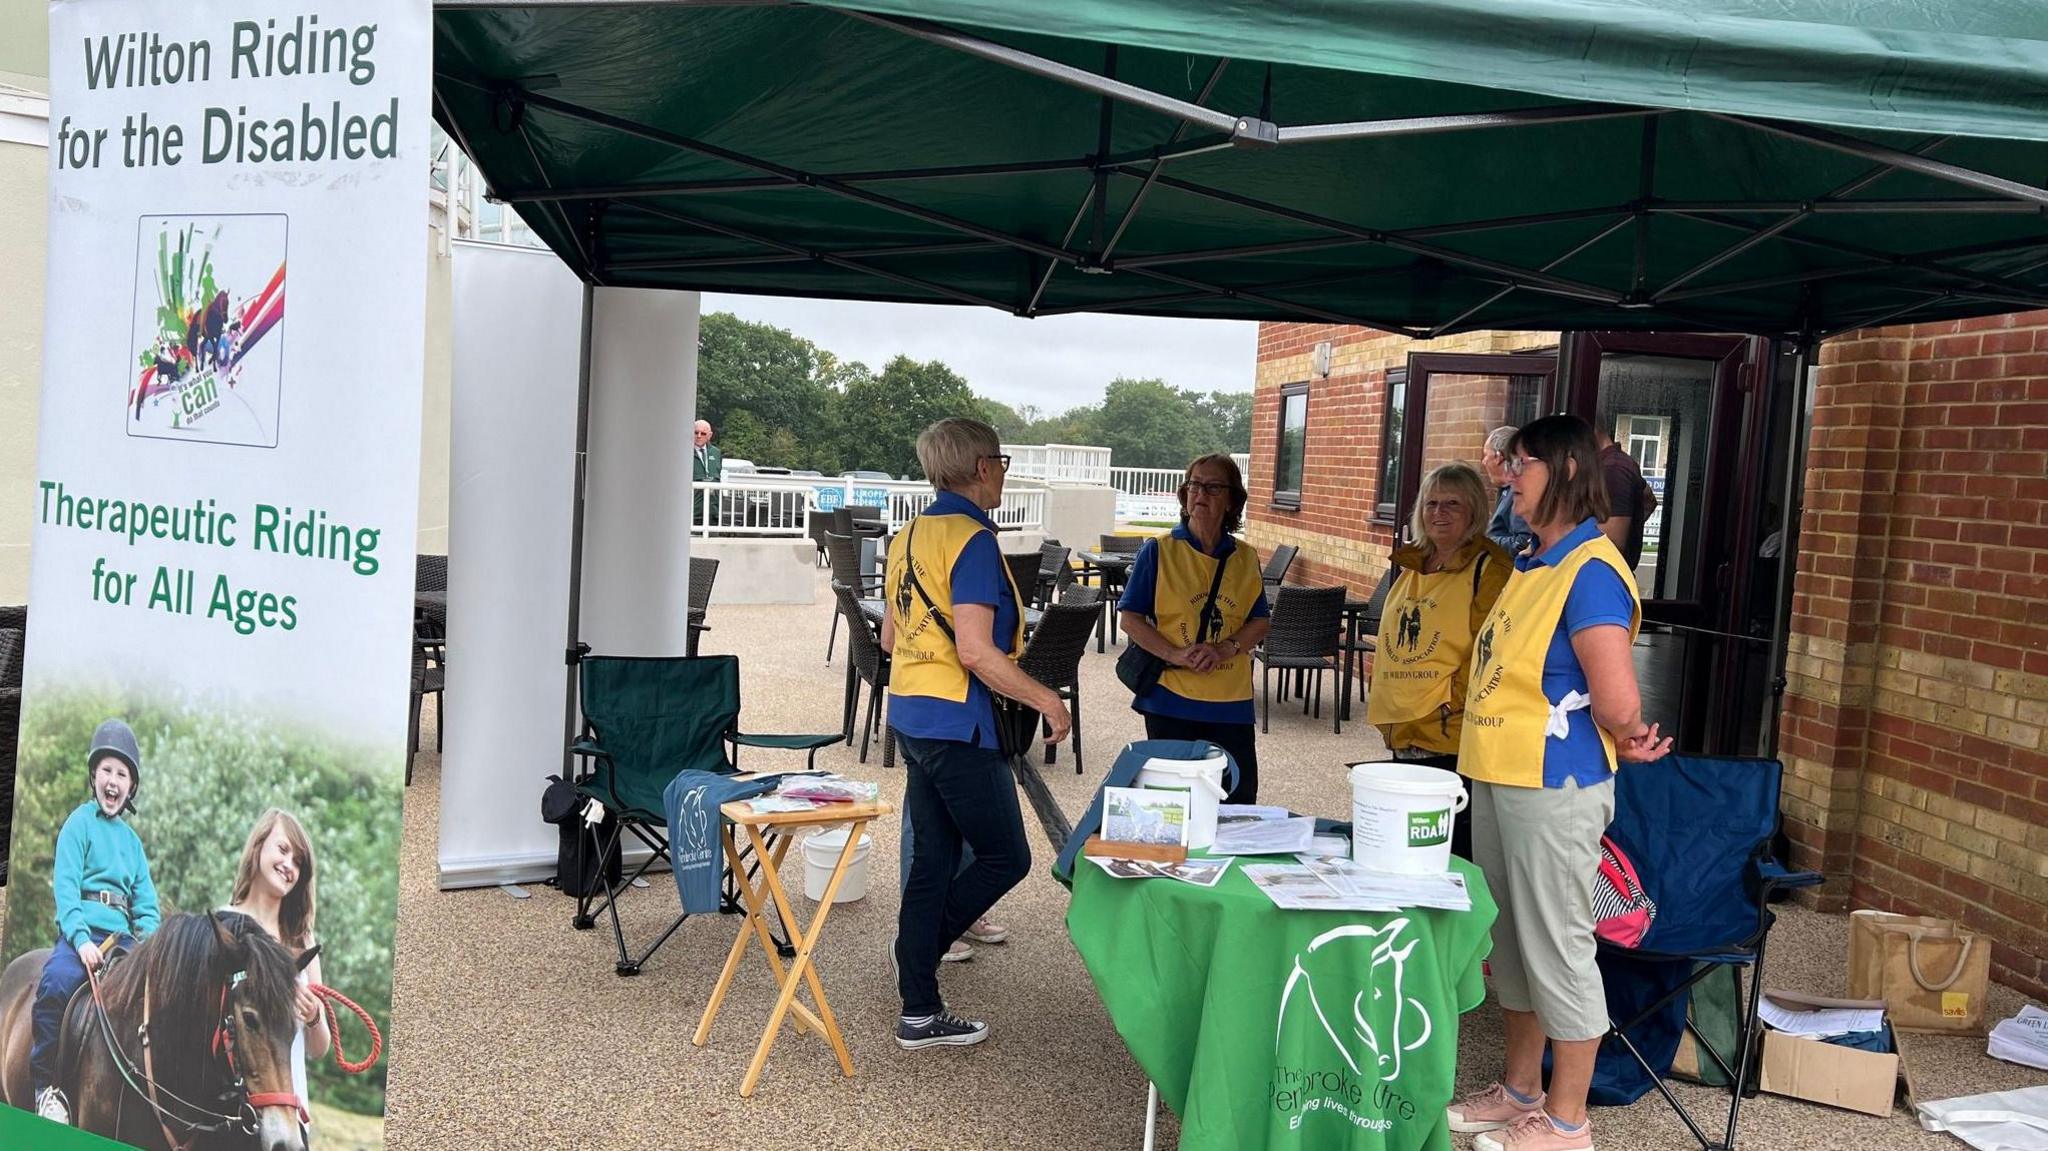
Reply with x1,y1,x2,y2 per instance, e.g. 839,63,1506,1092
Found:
432,0,2048,338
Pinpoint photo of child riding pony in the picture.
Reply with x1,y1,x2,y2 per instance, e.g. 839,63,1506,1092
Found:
0,724,327,1151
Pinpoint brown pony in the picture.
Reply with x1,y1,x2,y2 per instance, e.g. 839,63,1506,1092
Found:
0,911,312,1151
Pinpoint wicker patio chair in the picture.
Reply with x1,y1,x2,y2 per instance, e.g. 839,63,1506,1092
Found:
846,504,888,540
1034,543,1072,608
1345,566,1398,711
407,627,444,787
1252,584,1346,735
414,553,448,641
1059,583,1103,607
688,555,720,656
1003,551,1042,604
1098,533,1145,554
1261,543,1299,590
0,624,22,886
833,584,892,764
807,509,834,567
1016,598,1102,775
824,531,883,663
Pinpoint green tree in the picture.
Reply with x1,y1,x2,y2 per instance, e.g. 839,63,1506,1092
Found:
838,355,981,478
1199,390,1254,454
696,312,840,470
1087,378,1219,468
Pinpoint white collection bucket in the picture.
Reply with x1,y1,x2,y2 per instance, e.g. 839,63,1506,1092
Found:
1136,749,1232,849
800,826,873,903
1348,761,1468,874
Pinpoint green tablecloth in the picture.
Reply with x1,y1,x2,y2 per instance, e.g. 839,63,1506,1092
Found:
1067,856,1497,1151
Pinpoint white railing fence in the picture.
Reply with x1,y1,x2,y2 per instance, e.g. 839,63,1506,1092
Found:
1109,466,1185,497
1004,443,1112,486
690,483,812,537
693,476,1047,536
1109,465,1186,523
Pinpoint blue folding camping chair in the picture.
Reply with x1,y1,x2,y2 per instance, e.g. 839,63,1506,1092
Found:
1594,755,1823,1151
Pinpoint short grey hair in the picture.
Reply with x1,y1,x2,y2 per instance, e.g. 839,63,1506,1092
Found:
916,417,1001,492
1484,425,1518,456
1409,462,1493,547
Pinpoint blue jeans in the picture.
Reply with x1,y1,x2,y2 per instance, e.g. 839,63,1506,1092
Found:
33,933,134,1096
898,806,976,893
893,734,1030,1016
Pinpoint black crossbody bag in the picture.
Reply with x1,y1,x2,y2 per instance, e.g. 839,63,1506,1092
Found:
899,519,1041,759
1117,541,1233,697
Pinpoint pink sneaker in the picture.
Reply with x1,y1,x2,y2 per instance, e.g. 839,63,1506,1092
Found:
1446,1082,1546,1133
1474,1112,1593,1151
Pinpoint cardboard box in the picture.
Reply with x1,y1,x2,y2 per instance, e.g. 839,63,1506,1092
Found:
1755,991,1901,1118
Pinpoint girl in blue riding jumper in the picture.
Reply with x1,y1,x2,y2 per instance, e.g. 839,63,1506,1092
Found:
30,719,162,1127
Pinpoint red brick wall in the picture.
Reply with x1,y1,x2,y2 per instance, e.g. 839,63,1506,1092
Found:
1254,312,2048,1001
1247,324,1552,594
1779,310,2048,1002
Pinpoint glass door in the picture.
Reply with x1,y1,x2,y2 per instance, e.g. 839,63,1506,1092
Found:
1382,352,1556,536
1562,332,1774,754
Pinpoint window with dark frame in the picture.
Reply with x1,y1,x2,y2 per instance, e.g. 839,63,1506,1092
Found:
1273,384,1308,508
1374,369,1408,523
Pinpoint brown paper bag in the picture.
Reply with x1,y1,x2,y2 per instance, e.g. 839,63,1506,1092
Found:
1847,910,1991,1033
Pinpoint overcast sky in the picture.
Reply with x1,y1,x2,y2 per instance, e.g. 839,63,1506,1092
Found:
702,294,1260,415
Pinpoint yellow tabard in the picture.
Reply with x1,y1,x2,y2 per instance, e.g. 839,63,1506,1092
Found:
1366,557,1488,753
1152,536,1264,704
884,512,1025,703
1459,535,1639,787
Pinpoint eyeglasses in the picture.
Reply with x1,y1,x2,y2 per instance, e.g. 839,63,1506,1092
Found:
1502,455,1539,478
1183,480,1233,497
982,453,1012,471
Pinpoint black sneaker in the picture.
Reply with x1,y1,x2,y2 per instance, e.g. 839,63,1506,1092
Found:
897,1009,988,1050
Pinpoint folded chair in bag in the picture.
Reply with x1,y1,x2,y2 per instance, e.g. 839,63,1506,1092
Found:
1593,755,1822,1151
569,654,843,976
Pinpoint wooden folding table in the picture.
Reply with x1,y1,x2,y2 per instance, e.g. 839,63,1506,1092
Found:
693,797,894,1097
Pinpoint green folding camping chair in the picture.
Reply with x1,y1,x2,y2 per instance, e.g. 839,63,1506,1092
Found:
569,654,843,976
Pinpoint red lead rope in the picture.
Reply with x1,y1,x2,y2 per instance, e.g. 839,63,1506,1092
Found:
311,983,383,1074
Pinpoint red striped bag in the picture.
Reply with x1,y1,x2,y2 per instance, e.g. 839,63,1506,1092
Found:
1593,836,1657,948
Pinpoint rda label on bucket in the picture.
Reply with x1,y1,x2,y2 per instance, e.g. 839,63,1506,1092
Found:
1406,809,1451,847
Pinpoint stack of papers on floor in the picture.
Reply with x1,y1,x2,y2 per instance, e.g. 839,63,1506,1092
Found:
1241,858,1474,912
1988,1005,2048,1071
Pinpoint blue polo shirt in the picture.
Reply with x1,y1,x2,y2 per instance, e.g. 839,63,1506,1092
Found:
1521,518,1638,789
1118,525,1271,725
887,492,1020,750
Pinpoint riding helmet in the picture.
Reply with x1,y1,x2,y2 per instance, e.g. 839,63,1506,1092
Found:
86,719,142,813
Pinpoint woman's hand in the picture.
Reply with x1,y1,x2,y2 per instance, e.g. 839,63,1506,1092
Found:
1616,722,1673,764
1177,643,1222,673
1037,698,1074,744
295,983,323,1027
77,941,104,973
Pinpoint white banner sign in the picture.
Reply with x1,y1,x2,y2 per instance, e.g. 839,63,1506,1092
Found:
3,2,428,1148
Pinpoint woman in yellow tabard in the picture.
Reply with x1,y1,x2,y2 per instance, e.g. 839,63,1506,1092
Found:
1446,415,1673,1151
882,418,1071,1052
1367,462,1512,761
1117,454,1271,803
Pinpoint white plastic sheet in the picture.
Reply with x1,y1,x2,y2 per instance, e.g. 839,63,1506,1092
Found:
1919,1085,2048,1151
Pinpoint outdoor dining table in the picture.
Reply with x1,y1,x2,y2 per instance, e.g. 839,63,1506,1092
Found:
694,796,895,1097
1067,854,1496,1151
1075,550,1135,651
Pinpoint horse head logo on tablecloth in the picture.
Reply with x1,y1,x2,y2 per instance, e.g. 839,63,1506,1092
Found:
1276,918,1434,1082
